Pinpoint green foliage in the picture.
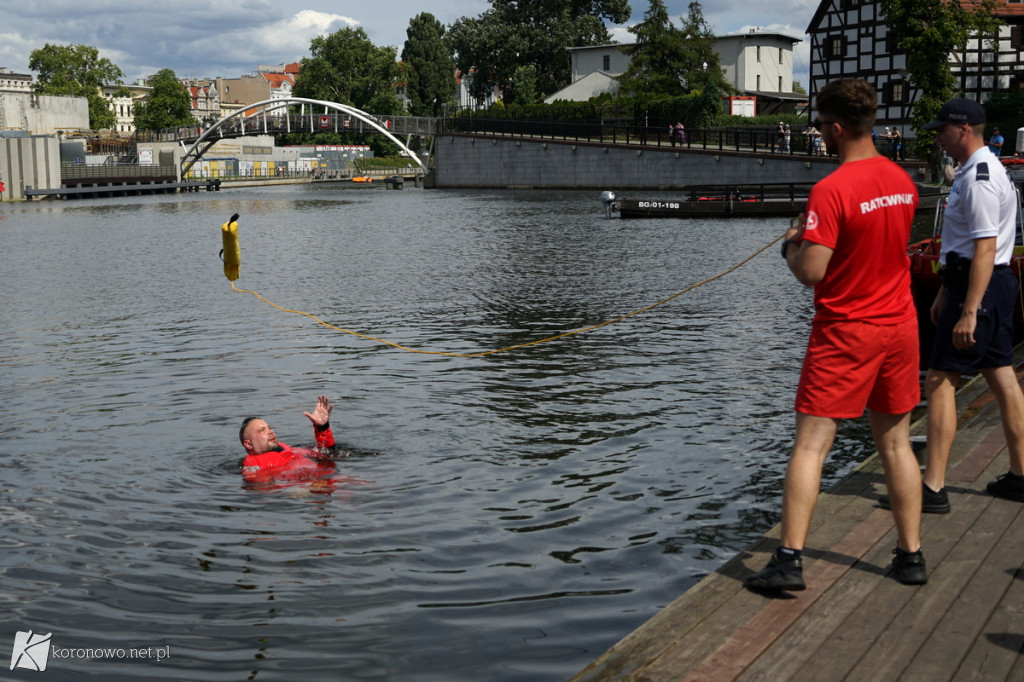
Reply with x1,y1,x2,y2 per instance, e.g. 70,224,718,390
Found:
678,1,729,97
402,13,456,116
294,27,401,111
718,113,805,127
132,68,196,131
619,0,687,97
462,90,720,129
984,90,1024,154
355,156,418,171
511,65,538,105
29,43,125,130
880,0,1003,155
619,1,728,101
447,0,630,102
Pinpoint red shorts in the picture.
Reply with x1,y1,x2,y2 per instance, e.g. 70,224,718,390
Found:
795,317,919,419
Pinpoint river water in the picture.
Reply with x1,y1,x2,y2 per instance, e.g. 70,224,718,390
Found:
0,184,880,681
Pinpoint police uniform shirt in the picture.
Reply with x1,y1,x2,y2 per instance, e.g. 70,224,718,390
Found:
941,145,1018,266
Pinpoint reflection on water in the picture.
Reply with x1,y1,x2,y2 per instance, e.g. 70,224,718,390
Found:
0,185,875,680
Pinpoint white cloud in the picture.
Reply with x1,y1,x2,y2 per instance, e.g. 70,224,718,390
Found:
3,1,815,87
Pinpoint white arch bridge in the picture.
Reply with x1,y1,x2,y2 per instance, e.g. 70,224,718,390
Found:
176,97,435,177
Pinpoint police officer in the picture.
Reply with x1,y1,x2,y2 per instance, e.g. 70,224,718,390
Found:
920,98,1024,507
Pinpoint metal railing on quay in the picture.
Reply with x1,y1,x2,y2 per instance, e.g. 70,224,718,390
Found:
184,168,314,181
437,116,918,160
61,163,177,179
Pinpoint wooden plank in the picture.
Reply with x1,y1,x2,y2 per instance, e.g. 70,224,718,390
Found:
662,510,894,682
571,559,767,682
912,502,1024,681
842,488,999,680
736,520,901,681
641,482,886,678
573,457,885,681
572,350,1024,682
949,426,1007,483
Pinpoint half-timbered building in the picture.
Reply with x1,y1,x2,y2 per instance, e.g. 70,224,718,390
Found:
806,0,1024,136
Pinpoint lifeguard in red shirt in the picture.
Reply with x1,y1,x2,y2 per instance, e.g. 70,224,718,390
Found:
240,395,336,484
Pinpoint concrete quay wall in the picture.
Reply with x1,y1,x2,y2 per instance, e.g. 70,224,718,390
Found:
0,93,90,135
433,134,928,190
0,136,61,201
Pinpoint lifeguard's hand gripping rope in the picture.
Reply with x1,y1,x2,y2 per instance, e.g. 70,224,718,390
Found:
221,213,784,357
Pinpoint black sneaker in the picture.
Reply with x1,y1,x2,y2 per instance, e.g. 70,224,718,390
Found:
878,482,950,514
745,553,805,592
890,547,928,585
986,472,1024,502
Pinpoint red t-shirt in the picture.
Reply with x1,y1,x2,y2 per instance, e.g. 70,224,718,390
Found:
241,425,335,484
800,155,918,323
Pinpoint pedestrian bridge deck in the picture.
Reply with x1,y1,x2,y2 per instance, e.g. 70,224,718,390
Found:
573,350,1024,682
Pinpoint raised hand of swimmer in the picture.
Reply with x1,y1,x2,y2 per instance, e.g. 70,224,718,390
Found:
304,394,334,427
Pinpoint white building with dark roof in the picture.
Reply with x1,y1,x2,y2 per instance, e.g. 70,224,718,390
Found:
548,31,804,114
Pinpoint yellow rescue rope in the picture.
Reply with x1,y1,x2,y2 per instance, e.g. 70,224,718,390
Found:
222,213,784,358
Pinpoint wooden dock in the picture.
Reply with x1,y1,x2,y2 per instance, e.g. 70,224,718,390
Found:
24,178,222,200
573,353,1024,681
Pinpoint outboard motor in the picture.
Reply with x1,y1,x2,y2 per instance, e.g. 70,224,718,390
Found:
601,190,617,218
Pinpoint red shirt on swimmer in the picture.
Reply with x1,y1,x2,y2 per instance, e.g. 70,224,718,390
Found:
239,395,336,484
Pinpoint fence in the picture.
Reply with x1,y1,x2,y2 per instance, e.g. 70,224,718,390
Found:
61,163,177,180
438,115,918,160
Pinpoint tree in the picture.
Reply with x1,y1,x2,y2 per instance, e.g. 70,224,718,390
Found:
984,90,1024,153
132,69,195,131
618,0,728,99
618,0,685,97
511,65,538,105
288,28,404,157
447,0,631,103
402,13,456,116
677,2,729,97
294,27,401,112
880,0,1002,155
29,43,124,130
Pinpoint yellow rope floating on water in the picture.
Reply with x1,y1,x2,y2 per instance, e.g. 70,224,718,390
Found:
229,233,785,358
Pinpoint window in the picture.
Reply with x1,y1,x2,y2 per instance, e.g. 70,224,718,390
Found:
885,79,907,104
779,47,784,63
1012,26,1023,49
779,76,783,91
603,55,610,70
756,46,761,62
826,35,845,58
757,74,761,90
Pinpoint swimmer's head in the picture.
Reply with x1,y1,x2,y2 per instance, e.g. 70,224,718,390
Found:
240,416,280,455
239,416,260,445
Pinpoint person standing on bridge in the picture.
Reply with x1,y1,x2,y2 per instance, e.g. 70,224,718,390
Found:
908,98,1024,509
745,79,926,592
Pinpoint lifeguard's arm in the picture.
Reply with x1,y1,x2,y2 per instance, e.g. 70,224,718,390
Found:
304,394,336,449
782,221,833,286
953,236,996,349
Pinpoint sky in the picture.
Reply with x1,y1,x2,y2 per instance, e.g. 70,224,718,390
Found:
0,0,815,91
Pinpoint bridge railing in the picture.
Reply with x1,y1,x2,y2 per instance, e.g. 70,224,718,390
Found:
134,109,917,160
437,116,919,160
136,113,437,144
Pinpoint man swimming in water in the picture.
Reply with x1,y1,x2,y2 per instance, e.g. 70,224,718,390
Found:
240,395,336,483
